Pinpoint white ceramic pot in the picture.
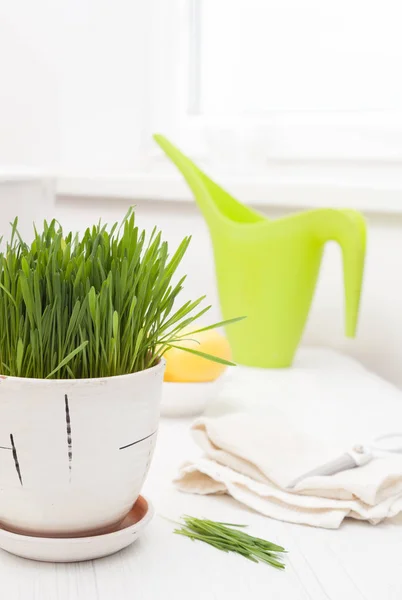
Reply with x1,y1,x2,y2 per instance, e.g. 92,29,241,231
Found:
0,361,164,536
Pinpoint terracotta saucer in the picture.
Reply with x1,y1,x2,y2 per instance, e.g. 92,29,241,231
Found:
0,495,153,563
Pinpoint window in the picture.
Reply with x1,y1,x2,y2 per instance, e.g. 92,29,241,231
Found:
4,0,399,200
197,0,402,115
150,0,402,175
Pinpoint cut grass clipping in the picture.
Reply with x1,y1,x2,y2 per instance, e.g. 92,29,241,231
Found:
174,516,286,569
0,210,243,379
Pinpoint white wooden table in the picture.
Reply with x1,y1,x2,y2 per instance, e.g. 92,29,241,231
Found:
1,416,401,600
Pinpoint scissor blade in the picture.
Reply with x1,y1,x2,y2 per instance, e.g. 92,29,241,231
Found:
288,453,357,489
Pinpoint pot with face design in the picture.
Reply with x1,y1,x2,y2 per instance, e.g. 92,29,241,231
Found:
0,362,164,536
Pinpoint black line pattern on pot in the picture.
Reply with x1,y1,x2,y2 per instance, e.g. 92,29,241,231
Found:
0,445,12,451
119,430,157,450
10,434,23,486
65,394,73,478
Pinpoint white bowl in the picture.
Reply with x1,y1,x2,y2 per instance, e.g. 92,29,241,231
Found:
160,378,224,417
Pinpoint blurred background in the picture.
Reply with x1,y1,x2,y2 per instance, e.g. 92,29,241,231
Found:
0,0,402,383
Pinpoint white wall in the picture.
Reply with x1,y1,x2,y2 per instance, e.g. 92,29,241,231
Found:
0,180,55,241
52,193,402,388
0,0,150,172
59,0,151,173
0,1,59,168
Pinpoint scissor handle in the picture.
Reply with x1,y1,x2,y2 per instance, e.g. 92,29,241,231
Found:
351,445,373,466
371,433,402,454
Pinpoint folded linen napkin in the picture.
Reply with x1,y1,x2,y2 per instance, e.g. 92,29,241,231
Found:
174,349,402,528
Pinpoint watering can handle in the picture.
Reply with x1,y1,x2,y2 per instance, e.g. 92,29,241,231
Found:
314,209,366,337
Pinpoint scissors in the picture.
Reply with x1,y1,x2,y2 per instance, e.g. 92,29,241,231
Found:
288,433,402,489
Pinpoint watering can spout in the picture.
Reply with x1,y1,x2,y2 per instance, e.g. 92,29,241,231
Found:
153,134,264,228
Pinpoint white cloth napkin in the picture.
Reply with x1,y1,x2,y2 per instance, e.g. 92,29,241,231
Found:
174,348,402,529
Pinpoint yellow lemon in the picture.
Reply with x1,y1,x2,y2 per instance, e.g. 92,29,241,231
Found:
163,330,231,382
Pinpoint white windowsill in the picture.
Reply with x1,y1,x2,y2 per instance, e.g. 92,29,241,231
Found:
56,173,402,214
0,169,47,183
0,168,401,214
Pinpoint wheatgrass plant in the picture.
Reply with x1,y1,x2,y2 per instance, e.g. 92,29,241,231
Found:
0,209,241,379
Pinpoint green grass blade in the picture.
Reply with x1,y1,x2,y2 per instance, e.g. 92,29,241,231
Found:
46,341,89,379
186,316,246,335
16,338,24,376
167,345,236,366
174,516,286,569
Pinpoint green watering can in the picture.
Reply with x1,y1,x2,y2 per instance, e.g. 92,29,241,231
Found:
154,135,367,368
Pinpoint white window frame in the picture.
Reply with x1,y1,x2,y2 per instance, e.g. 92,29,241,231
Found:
145,0,402,165
58,0,402,212
149,0,402,152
